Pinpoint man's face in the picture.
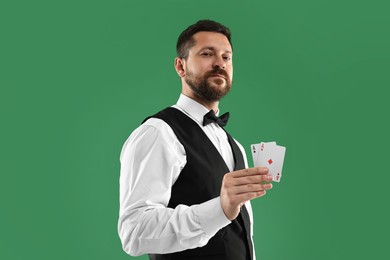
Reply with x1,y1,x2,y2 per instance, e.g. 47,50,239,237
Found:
183,31,233,102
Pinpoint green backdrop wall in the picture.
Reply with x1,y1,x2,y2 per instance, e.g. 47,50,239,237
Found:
1,0,389,259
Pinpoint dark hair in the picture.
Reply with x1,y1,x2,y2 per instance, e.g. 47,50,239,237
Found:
176,19,232,59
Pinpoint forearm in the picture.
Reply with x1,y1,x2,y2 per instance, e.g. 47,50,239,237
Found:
118,197,230,256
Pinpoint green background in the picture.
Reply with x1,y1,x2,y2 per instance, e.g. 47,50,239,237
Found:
1,0,389,259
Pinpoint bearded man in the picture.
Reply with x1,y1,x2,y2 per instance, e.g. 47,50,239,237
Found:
118,19,273,260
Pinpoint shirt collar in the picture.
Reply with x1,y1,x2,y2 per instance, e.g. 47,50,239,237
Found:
176,94,220,125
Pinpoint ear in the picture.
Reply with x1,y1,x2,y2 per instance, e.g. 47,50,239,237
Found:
174,57,186,78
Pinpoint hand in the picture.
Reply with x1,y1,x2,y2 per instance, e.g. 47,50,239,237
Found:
220,167,273,220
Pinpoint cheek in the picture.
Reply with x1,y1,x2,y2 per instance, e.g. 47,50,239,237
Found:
185,63,199,75
228,67,233,80
197,63,210,74
195,59,213,72
185,58,204,73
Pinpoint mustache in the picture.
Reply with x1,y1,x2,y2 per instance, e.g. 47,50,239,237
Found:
205,68,229,79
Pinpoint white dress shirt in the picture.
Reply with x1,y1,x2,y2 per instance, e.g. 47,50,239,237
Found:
118,94,255,258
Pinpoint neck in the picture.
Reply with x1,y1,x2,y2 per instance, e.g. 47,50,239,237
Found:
181,84,220,112
196,98,219,113
181,92,219,113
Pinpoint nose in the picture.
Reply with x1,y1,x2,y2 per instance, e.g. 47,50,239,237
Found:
213,56,226,70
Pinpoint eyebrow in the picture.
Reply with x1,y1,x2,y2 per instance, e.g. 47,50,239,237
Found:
199,47,232,54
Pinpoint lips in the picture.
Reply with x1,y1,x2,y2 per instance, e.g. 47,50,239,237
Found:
209,74,226,79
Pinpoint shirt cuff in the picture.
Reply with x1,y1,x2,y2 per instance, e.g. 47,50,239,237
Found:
192,197,231,238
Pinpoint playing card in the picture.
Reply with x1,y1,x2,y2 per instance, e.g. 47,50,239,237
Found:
251,141,286,182
251,143,260,164
251,141,276,164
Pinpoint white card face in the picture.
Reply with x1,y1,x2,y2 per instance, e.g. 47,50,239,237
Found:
251,142,276,167
251,143,260,165
252,142,286,182
268,145,285,182
257,142,275,167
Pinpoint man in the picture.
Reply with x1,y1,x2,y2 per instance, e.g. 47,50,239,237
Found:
118,20,273,260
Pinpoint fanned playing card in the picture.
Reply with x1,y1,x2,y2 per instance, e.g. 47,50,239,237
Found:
251,141,286,182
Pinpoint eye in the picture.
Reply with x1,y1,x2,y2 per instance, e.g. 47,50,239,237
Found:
223,56,231,61
201,52,212,57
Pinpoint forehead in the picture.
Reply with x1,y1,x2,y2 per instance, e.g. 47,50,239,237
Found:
191,31,232,53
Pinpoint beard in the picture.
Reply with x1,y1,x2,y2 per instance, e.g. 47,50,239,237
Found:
185,67,232,102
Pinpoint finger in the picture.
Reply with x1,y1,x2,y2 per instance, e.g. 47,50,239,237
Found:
231,183,273,195
235,190,268,203
232,174,273,186
231,167,269,178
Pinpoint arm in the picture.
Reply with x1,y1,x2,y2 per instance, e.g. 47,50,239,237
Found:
118,119,231,256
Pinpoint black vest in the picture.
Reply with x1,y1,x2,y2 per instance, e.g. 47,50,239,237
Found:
145,107,253,260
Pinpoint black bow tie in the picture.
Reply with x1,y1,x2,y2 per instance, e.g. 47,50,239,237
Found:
203,110,230,127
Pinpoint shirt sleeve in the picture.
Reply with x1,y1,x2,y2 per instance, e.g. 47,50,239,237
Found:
118,118,231,256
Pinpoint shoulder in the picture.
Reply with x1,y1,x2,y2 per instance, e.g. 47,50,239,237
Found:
119,118,181,161
125,117,177,146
